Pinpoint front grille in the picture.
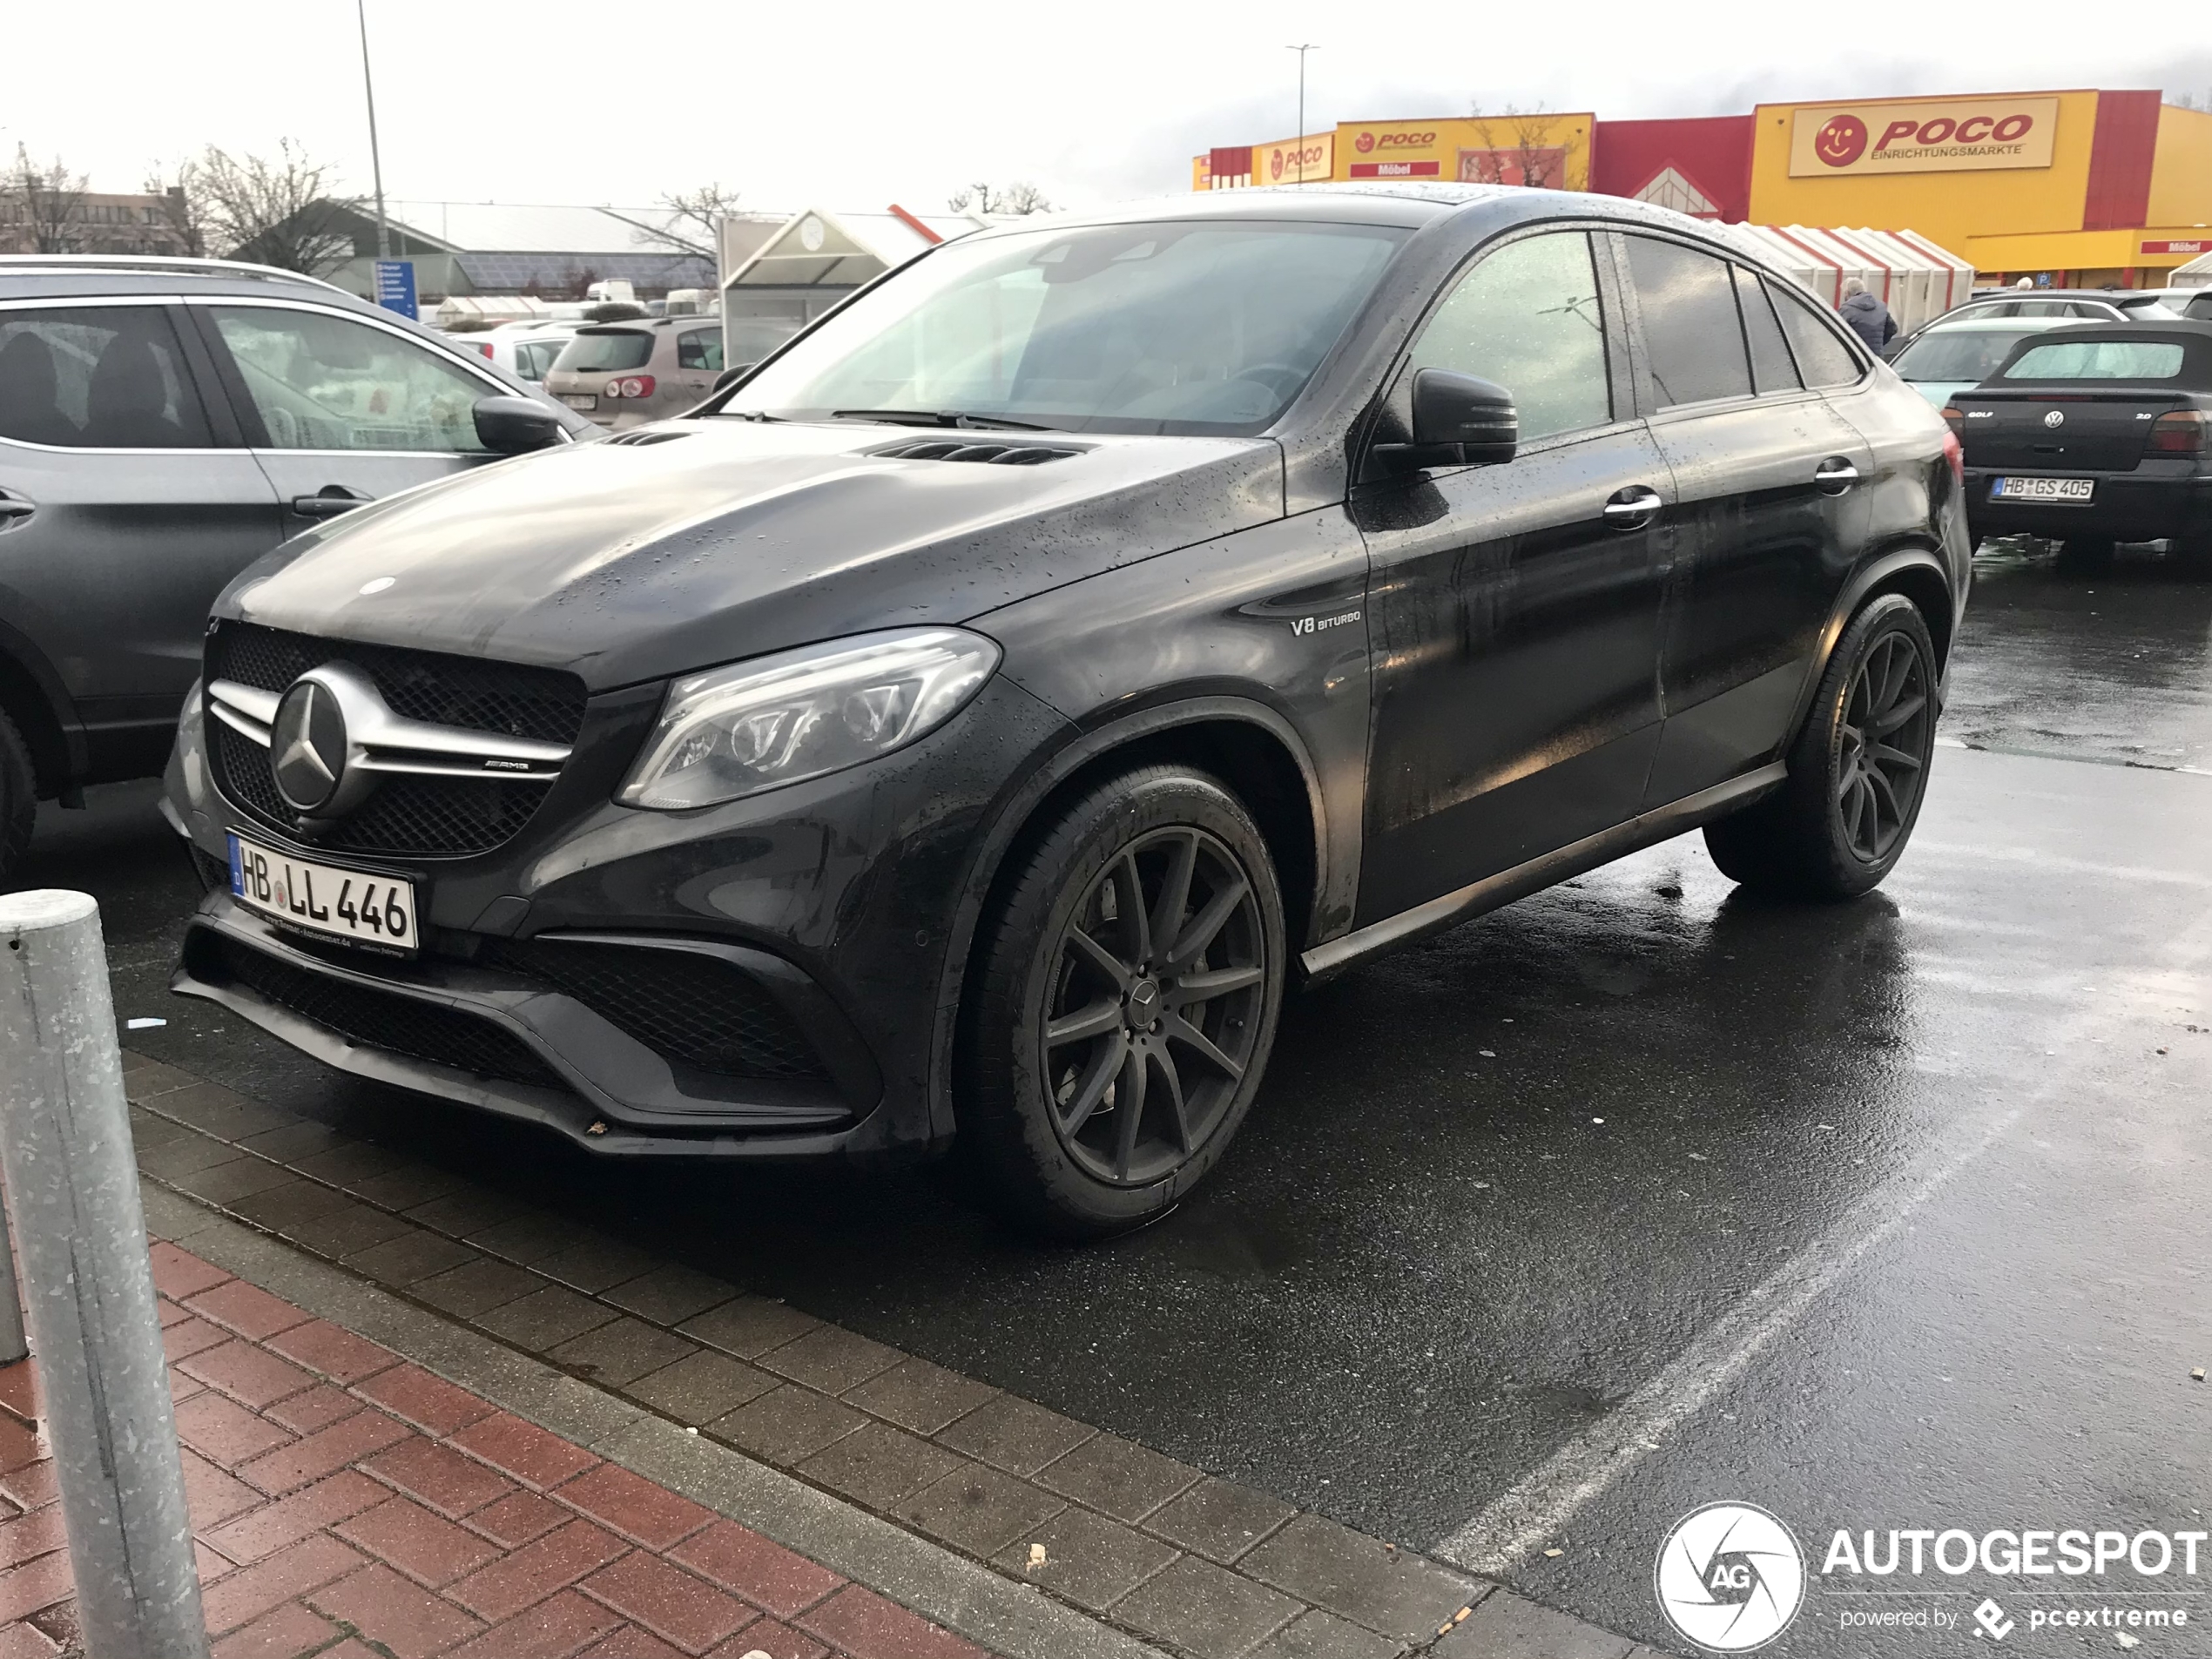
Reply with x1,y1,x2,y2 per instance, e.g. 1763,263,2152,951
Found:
480,938,831,1083
206,621,586,859
205,934,566,1092
188,843,230,894
208,622,585,742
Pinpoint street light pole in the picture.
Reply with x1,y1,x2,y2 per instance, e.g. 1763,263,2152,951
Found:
1286,44,1318,183
356,0,390,260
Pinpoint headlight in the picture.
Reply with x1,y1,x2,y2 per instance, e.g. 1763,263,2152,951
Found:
618,627,1000,810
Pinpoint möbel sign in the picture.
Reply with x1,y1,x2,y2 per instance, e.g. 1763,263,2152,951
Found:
1790,97,2060,176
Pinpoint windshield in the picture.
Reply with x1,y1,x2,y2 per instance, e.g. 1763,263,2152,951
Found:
1892,328,2042,383
2004,340,2187,381
555,329,654,373
722,219,1408,435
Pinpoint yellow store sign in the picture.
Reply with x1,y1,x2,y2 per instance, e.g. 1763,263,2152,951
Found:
1255,134,1333,185
1788,97,2060,177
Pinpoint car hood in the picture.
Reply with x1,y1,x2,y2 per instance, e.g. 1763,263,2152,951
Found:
220,420,1283,691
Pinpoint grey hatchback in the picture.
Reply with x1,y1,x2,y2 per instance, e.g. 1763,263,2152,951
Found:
0,256,592,876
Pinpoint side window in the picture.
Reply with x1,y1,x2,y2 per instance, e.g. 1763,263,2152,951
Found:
677,329,724,372
1734,266,1800,395
1409,231,1610,442
1624,238,1752,408
0,306,212,448
209,307,492,453
1766,280,1864,389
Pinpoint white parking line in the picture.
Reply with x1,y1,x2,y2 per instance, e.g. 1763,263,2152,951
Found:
1433,897,2212,1578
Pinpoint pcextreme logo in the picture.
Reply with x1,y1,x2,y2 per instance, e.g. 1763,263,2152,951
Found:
1656,1503,1807,1652
1788,97,2060,176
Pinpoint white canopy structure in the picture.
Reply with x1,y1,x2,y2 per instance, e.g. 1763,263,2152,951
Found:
715,206,988,364
1723,225,1976,333
2172,248,2212,289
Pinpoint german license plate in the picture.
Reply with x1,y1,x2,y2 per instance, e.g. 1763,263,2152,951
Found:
1992,475,2094,502
560,393,597,410
227,833,417,956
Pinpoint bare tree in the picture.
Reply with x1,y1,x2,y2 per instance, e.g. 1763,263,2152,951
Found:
6,146,88,253
143,161,213,256
623,184,741,260
192,141,360,273
1464,105,1567,190
948,180,1053,216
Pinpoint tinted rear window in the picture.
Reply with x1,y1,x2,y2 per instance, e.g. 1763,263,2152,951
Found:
1892,329,2040,383
1624,237,1752,407
2004,341,2186,381
556,330,654,372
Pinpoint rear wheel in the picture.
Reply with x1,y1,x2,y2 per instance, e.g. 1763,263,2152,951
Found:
0,710,36,885
959,765,1285,1240
1703,594,1938,900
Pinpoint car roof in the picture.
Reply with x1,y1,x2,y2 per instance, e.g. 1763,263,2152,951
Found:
1919,315,2080,332
0,254,368,302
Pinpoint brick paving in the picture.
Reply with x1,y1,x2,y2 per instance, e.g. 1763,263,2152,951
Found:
0,1243,995,1659
113,1049,1660,1659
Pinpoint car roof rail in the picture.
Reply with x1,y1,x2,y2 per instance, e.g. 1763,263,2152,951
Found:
0,254,355,296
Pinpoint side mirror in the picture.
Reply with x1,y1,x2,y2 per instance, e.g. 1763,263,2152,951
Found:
712,363,756,393
1372,369,1518,473
474,395,567,455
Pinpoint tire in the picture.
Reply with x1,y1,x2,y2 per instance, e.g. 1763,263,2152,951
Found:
1703,593,1939,901
0,709,36,886
958,765,1286,1241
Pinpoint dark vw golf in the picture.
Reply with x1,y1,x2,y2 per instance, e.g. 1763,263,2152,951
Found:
165,185,1969,1238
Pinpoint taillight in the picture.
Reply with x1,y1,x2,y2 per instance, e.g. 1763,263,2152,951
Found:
1940,428,1964,487
475,342,495,359
604,375,657,400
1939,405,1965,435
2147,409,2206,455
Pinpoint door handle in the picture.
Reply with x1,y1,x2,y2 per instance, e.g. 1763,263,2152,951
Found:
1814,458,1860,494
0,498,34,525
1602,485,1663,529
291,488,372,519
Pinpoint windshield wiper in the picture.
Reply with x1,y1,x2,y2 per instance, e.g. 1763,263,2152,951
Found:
828,408,1058,432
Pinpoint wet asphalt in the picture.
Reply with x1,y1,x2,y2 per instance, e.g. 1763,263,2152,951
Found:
17,539,2212,1657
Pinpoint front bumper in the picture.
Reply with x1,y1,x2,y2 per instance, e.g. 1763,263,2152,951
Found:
165,671,1075,1161
1965,469,2212,545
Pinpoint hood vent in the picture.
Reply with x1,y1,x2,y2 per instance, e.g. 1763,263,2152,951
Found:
605,428,691,447
871,439,1086,466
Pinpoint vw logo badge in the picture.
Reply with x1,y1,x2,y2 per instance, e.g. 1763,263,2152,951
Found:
270,678,349,814
1655,1502,1805,1652
2044,409,2066,428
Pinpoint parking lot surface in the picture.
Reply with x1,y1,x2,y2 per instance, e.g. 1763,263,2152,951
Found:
21,543,2212,1656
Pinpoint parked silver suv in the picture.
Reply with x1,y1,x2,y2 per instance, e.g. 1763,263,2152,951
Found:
0,256,592,876
543,315,725,428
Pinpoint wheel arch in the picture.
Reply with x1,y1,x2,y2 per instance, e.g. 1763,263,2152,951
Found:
0,619,82,799
927,696,1325,1144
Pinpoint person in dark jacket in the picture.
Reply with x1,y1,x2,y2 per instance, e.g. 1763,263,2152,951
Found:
1838,278,1898,353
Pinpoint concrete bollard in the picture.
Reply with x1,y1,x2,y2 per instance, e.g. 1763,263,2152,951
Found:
0,1196,25,1366
0,890,210,1659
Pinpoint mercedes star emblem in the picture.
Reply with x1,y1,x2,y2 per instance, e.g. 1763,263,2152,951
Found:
270,678,348,814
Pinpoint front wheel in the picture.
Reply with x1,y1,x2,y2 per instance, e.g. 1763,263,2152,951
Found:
1703,594,1939,900
0,710,36,884
959,765,1285,1241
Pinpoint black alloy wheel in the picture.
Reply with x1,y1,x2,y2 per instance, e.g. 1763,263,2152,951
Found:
961,765,1285,1239
1704,593,1939,900
1832,630,1932,864
1040,826,1268,1187
0,709,36,883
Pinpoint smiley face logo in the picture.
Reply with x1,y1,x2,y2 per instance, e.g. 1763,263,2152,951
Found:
1355,130,1376,153
1271,148,1285,180
1814,114,1869,168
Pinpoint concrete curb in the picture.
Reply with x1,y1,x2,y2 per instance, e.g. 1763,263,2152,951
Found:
143,1182,1173,1659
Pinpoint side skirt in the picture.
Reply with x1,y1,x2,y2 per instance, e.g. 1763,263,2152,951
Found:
1299,763,1788,981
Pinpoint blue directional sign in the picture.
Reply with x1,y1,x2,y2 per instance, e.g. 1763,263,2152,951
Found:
373,260,418,320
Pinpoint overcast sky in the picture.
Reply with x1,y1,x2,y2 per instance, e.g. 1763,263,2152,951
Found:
10,2,2210,219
